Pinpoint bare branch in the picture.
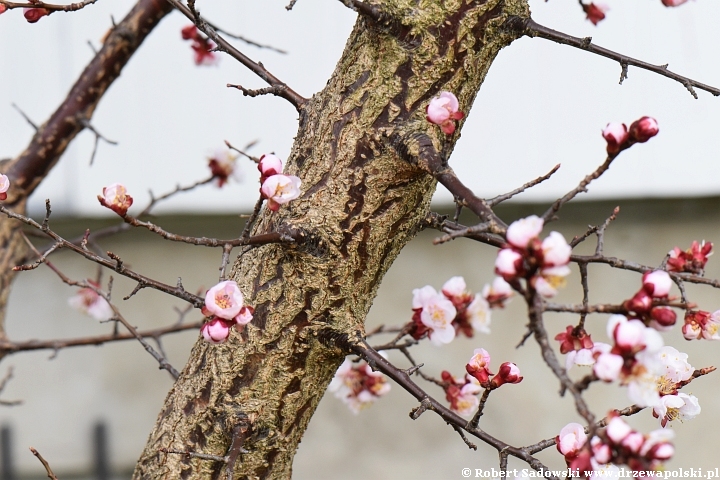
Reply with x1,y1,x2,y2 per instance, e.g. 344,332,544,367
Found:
29,447,58,480
0,0,97,13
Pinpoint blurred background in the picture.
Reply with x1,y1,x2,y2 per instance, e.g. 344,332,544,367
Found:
1,0,720,478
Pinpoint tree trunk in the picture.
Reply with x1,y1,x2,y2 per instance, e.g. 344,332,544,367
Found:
133,1,530,478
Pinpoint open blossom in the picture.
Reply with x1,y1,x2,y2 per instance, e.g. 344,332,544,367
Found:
657,346,693,387
506,215,543,249
329,358,390,414
532,265,571,298
556,423,587,457
629,116,659,143
203,280,245,321
583,2,608,25
0,174,9,201
566,341,610,371
682,309,720,340
466,295,491,334
201,318,233,344
482,277,513,308
208,149,238,187
68,281,114,321
261,174,302,211
653,393,700,427
593,351,624,381
442,371,482,417
24,7,49,23
98,183,133,216
542,232,571,267
466,348,492,385
667,241,712,274
426,91,464,135
602,122,629,155
412,286,456,345
258,154,283,183
441,276,468,301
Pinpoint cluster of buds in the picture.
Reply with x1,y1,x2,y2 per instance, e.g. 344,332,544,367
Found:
208,149,238,187
622,270,676,330
0,174,9,201
328,358,391,414
200,280,254,344
426,91,464,135
682,309,720,341
556,416,675,477
257,154,301,211
465,348,523,389
554,325,611,371
602,116,659,156
582,3,608,25
67,280,114,321
408,276,511,346
181,25,217,66
667,240,712,274
98,183,133,216
495,215,572,298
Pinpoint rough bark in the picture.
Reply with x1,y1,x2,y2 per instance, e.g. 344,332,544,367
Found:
0,0,172,341
133,1,530,478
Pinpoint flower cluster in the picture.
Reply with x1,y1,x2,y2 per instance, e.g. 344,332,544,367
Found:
68,280,114,321
622,270,676,331
208,149,238,187
200,280,254,344
441,371,483,417
557,416,676,477
495,215,572,298
98,183,133,216
408,276,511,346
667,241,712,274
602,116,659,156
682,309,720,341
181,25,218,66
426,92,464,135
24,7,49,23
258,154,301,211
582,3,608,25
465,348,523,389
555,326,609,371
0,174,9,201
329,358,391,414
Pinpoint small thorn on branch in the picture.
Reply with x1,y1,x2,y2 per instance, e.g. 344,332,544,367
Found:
403,364,423,376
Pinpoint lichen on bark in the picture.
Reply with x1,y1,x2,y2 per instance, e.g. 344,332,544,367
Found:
133,1,530,478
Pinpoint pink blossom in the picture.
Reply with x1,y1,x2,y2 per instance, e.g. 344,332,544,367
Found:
661,0,689,5
640,429,675,460
258,154,283,182
602,122,628,155
261,174,302,211
426,92,464,135
201,318,233,344
495,248,523,279
329,358,390,414
621,432,645,453
24,7,49,23
466,294,491,334
0,5,6,14
235,306,254,326
412,286,457,345
629,116,659,143
583,3,608,25
453,382,482,417
441,276,467,300
481,277,513,308
682,310,720,340
98,183,133,216
68,281,114,321
0,174,9,201
506,215,543,249
556,423,587,457
642,270,672,297
667,241,712,274
605,416,632,443
593,352,623,381
657,346,693,385
541,231,571,267
653,393,700,427
490,362,523,388
203,280,245,321
555,325,594,354
623,289,653,314
532,265,571,298
208,149,238,187
466,348,492,385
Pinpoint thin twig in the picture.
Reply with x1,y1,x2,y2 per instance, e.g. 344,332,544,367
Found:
29,447,58,480
488,164,561,207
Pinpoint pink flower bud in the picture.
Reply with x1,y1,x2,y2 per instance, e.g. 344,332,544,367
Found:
490,362,522,388
261,174,302,211
642,270,672,297
204,280,245,320
426,92,464,135
556,423,587,457
201,318,232,344
481,277,513,308
602,122,629,155
629,116,659,143
606,416,632,444
583,3,608,25
541,231,571,267
208,149,237,187
621,432,645,453
98,183,133,216
506,215,543,249
0,174,9,201
494,248,523,279
661,0,689,7
441,276,467,301
650,307,677,330
555,325,593,354
465,348,492,385
623,289,653,314
258,154,284,182
0,5,6,14
593,352,623,381
23,7,49,23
